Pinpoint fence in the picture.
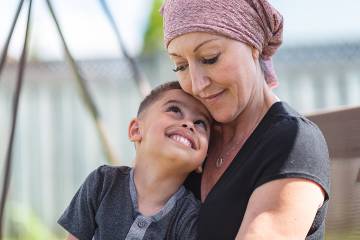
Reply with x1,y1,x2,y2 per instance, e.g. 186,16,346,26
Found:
0,41,360,238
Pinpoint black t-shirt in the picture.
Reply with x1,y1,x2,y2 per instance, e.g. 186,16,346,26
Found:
185,102,330,240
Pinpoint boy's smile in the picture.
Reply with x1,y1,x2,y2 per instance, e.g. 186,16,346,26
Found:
166,126,197,150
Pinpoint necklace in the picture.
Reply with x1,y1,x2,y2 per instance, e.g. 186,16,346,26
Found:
215,112,264,168
215,137,247,168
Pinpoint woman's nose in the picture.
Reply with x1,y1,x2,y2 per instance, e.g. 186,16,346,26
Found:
182,123,194,132
189,65,211,95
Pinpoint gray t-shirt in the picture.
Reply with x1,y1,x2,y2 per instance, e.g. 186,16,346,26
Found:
58,165,200,240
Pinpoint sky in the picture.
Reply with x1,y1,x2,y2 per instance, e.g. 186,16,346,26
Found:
0,0,359,60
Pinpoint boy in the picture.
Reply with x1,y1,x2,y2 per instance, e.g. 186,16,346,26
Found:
58,81,212,240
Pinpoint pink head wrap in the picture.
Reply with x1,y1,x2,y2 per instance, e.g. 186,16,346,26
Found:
161,0,283,88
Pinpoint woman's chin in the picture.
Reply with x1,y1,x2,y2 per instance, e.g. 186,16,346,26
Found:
210,109,239,124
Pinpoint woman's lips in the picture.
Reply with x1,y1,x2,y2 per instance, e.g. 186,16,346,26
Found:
201,89,225,102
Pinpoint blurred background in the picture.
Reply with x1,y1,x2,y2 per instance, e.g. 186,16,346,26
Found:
0,0,359,239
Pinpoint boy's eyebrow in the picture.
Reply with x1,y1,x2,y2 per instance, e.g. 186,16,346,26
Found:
164,99,212,125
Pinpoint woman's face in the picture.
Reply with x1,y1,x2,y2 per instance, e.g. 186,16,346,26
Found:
167,32,261,123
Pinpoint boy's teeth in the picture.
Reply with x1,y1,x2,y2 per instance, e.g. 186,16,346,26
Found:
171,135,192,148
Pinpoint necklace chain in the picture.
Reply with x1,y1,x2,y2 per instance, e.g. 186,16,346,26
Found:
215,113,264,168
215,137,247,168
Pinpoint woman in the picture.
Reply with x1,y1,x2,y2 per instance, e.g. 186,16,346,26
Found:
161,0,330,239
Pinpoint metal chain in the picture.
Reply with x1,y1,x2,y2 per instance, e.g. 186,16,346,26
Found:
0,0,25,84
0,0,32,238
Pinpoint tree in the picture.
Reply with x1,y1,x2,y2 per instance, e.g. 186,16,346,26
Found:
142,0,164,55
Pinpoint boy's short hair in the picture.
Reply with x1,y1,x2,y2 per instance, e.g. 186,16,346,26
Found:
137,81,182,117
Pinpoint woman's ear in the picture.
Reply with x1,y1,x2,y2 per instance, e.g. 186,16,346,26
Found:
128,118,142,142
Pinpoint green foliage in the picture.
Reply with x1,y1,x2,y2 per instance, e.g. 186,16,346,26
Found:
4,203,62,240
142,0,165,55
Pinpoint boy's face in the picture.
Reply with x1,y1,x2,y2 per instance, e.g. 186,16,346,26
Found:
130,89,212,173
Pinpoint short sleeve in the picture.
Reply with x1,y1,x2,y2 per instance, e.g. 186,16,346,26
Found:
58,166,106,240
254,117,330,200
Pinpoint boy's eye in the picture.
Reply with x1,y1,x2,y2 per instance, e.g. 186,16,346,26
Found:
166,105,182,114
172,64,188,72
194,119,207,131
201,54,219,65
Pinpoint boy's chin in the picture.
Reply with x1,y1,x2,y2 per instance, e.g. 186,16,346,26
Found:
159,152,200,172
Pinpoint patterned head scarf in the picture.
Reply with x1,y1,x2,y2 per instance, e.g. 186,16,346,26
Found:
161,0,284,88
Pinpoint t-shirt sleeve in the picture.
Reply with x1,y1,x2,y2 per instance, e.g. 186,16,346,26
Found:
254,117,330,200
58,166,106,240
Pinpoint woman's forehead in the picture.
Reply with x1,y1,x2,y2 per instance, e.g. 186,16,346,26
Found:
168,32,224,52
167,32,254,57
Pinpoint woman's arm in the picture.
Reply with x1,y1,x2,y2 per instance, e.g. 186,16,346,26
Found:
236,178,325,240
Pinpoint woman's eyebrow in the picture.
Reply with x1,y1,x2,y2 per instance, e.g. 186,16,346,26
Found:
169,52,181,57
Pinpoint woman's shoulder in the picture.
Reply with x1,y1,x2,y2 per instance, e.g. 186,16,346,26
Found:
253,102,330,198
262,102,326,145
258,102,329,167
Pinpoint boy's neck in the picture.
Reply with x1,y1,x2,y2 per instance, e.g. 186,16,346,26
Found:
133,160,187,217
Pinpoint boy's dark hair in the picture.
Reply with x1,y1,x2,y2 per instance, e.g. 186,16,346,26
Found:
137,81,182,117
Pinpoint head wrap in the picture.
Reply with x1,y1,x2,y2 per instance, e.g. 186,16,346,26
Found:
161,0,283,88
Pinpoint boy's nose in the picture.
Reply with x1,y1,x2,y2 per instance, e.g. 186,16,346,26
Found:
182,123,194,132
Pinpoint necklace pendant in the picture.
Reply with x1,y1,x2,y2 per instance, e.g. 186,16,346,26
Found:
216,157,223,168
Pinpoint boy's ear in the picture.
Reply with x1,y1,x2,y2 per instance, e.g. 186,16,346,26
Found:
128,118,142,142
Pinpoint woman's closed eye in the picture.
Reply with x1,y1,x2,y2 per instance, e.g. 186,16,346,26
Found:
172,54,219,72
201,54,219,65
